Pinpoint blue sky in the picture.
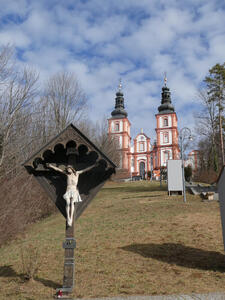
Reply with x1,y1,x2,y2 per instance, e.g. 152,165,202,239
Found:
0,0,225,142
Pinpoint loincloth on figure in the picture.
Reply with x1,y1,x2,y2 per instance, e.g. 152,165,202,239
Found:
63,190,82,202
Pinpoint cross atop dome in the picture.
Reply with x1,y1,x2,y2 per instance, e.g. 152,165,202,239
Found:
164,72,167,87
118,78,122,92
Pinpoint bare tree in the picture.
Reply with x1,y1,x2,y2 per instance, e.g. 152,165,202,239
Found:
42,71,87,133
0,44,14,83
78,117,120,166
0,46,38,171
195,88,221,172
204,63,225,165
0,68,88,177
195,89,217,138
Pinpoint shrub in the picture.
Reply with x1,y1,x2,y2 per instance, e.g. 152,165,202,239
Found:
0,169,57,246
184,165,192,182
20,242,41,281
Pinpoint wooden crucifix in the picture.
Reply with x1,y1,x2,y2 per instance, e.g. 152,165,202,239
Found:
23,124,116,298
60,147,80,296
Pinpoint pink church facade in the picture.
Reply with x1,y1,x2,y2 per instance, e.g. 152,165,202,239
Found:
108,81,195,180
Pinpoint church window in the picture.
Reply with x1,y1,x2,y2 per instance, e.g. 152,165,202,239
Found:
164,151,169,163
164,118,168,127
114,136,120,148
139,142,144,152
164,133,169,143
115,123,119,132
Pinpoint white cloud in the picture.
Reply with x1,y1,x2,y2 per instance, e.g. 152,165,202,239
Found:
0,29,30,48
0,0,29,18
209,35,225,62
0,0,224,145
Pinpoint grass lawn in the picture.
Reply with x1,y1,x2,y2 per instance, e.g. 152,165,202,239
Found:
0,180,224,299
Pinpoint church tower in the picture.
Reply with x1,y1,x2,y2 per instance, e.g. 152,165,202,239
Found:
154,77,179,171
108,81,131,176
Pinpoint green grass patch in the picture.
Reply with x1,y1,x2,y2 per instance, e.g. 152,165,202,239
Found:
0,180,224,299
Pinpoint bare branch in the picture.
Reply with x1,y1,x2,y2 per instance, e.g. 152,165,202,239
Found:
42,71,87,133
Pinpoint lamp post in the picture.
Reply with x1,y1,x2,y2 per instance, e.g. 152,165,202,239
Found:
159,149,162,187
179,127,193,203
150,153,153,181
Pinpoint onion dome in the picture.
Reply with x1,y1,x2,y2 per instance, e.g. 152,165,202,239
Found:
111,79,128,118
158,76,175,114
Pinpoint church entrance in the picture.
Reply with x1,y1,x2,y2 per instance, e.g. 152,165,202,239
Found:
139,161,145,179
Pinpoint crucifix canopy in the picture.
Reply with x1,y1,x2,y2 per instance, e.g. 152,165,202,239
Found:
23,124,116,220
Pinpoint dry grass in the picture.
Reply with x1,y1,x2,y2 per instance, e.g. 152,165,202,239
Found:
0,180,224,299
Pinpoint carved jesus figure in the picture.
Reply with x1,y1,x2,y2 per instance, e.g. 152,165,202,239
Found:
46,163,95,226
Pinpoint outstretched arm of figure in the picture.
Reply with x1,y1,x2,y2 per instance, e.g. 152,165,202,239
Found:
46,163,64,174
77,163,97,175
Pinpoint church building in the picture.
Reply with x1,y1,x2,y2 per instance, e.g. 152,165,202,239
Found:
107,78,180,180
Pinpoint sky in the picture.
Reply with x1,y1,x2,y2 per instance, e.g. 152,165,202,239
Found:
0,0,225,142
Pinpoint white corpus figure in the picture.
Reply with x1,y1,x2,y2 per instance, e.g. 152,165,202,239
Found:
47,163,95,226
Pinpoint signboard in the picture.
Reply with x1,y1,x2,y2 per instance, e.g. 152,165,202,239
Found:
217,166,225,251
167,159,183,195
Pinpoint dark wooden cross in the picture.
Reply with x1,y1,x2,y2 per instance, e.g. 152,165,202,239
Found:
23,124,116,298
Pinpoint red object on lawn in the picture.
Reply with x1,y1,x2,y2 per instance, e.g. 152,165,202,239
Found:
57,290,63,298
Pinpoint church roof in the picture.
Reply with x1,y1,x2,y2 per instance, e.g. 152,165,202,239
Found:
157,83,175,114
111,80,128,118
134,131,150,140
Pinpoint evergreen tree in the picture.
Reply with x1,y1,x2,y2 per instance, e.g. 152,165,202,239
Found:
204,63,225,166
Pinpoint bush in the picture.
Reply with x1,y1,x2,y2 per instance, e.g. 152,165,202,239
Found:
20,242,41,281
194,168,218,184
184,165,192,182
0,169,57,246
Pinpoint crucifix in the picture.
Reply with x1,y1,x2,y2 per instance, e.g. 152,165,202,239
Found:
23,124,116,299
46,162,96,227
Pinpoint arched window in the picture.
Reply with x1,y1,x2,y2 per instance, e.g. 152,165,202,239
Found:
164,151,169,163
114,136,120,148
164,118,168,127
115,122,119,132
139,142,144,152
164,132,169,143
139,161,145,179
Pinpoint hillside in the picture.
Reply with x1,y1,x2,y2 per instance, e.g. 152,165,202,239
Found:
0,181,224,299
